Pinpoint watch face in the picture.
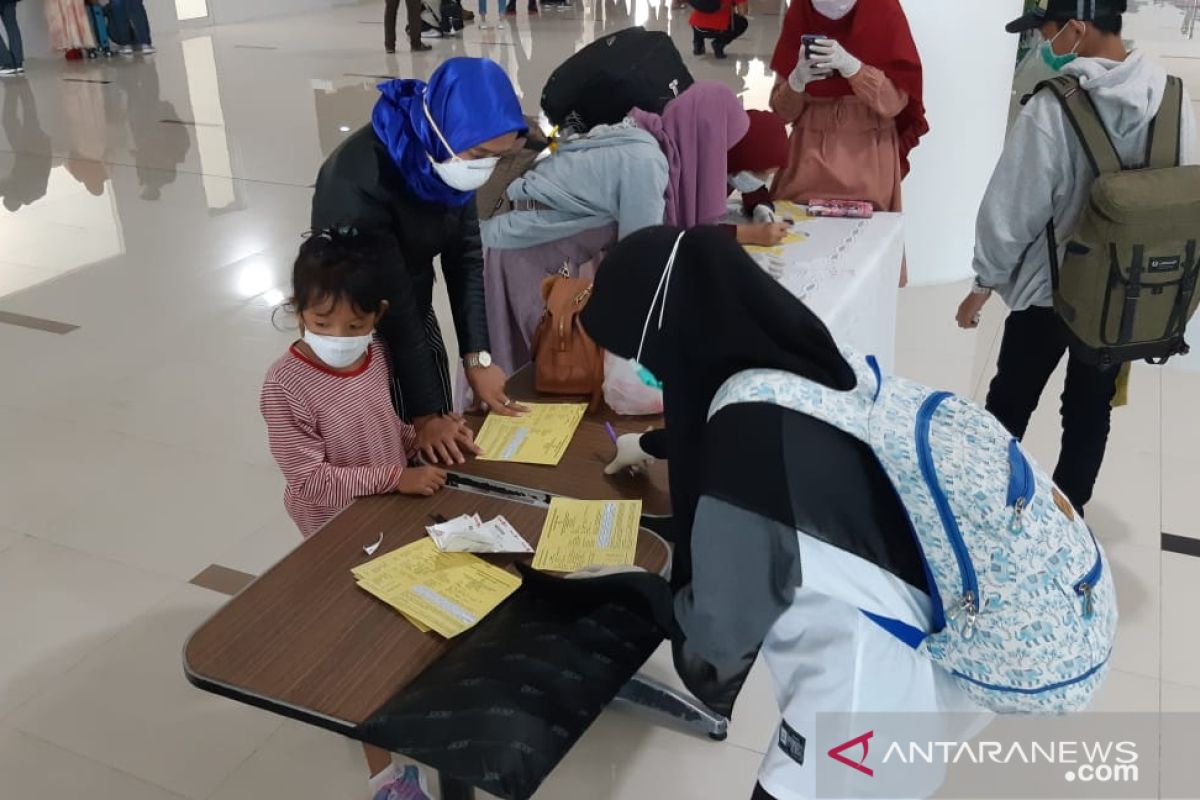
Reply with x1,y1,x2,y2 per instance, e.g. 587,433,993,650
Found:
478,351,493,368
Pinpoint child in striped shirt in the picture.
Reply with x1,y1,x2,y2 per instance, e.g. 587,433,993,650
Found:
261,227,452,540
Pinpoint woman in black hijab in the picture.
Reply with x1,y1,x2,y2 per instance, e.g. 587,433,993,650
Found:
580,227,960,800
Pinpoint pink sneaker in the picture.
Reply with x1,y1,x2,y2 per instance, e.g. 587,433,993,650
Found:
372,765,432,800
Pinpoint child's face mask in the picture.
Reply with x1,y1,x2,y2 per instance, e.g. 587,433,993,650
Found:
302,330,373,369
298,297,384,369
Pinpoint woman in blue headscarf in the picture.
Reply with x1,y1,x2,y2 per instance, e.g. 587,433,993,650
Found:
313,58,529,465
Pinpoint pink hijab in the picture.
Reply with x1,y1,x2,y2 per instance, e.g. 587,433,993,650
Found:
631,81,750,228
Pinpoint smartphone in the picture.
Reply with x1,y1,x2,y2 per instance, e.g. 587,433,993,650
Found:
801,34,826,61
807,199,875,219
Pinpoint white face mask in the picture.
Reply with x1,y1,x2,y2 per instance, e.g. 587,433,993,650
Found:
812,0,856,20
729,170,768,195
302,330,373,369
629,231,687,390
430,156,499,192
423,99,500,192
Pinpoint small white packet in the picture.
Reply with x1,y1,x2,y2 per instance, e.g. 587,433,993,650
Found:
425,514,483,550
427,514,533,554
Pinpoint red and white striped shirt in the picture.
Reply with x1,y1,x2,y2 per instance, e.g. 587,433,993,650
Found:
261,337,417,538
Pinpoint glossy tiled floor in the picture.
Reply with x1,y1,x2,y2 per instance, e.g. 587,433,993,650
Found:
1,2,1199,799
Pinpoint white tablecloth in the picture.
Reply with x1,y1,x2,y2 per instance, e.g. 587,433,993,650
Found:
737,209,905,372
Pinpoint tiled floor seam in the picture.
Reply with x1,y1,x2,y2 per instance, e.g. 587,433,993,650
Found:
7,727,194,800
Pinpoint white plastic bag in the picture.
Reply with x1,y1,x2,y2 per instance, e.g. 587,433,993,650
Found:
602,351,663,416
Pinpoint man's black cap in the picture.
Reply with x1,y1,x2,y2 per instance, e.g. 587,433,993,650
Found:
1006,0,1128,34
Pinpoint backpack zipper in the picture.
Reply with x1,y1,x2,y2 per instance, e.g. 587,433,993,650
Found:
1006,440,1036,532
1073,529,1104,619
915,392,980,639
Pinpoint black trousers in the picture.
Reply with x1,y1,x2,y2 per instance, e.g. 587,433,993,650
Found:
985,306,1119,511
693,13,748,50
385,0,423,48
750,782,778,800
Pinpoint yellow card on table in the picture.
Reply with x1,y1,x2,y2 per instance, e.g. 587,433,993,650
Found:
353,539,521,638
532,498,641,573
774,201,814,221
475,402,587,466
356,580,432,633
743,231,808,256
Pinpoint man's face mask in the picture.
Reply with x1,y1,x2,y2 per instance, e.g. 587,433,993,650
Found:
1040,24,1081,72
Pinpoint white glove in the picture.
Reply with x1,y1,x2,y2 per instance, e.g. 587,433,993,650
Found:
788,57,833,92
810,39,862,78
752,204,777,224
604,433,654,475
565,565,648,580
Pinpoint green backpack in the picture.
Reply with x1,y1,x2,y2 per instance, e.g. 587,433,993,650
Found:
1037,74,1200,366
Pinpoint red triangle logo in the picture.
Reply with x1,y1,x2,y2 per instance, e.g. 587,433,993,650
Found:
827,730,875,777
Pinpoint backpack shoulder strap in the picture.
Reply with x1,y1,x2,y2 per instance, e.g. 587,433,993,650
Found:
1034,75,1123,175
1147,75,1184,170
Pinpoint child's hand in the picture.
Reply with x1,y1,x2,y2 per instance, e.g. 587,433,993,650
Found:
395,466,448,497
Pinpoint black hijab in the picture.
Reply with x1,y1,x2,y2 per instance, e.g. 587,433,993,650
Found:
580,226,856,587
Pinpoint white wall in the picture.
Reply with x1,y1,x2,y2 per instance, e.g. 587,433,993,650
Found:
898,0,1025,287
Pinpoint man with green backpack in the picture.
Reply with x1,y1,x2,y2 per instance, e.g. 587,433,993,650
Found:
957,0,1198,511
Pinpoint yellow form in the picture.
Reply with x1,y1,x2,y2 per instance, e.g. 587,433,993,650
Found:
353,539,521,638
474,403,588,466
532,498,641,573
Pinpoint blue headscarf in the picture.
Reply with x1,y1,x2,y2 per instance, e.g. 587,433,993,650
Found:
371,58,527,208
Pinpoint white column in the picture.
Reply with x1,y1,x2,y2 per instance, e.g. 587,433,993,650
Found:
898,0,1025,286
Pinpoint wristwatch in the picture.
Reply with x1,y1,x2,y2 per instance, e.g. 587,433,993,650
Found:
464,351,493,370
971,277,993,295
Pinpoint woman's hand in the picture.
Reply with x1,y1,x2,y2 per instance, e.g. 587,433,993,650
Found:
810,39,863,78
605,433,655,476
788,58,833,92
956,289,992,329
395,466,448,497
414,414,481,465
467,364,528,417
737,222,792,247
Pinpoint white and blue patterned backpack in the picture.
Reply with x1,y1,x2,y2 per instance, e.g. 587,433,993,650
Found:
709,349,1118,713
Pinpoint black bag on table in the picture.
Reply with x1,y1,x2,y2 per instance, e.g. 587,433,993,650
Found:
540,26,694,133
359,567,674,800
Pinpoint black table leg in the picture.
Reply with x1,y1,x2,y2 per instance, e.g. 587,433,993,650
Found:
439,773,475,800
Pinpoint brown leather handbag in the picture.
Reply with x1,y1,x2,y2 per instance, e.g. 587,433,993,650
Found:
531,271,604,411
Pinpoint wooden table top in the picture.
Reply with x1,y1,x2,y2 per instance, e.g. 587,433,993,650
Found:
184,489,669,728
450,365,672,517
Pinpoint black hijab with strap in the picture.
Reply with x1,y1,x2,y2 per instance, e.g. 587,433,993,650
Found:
580,226,856,588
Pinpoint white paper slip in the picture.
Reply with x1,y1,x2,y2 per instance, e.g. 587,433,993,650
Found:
427,514,533,554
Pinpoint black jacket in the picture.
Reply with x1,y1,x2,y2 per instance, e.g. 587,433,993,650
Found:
311,125,490,418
